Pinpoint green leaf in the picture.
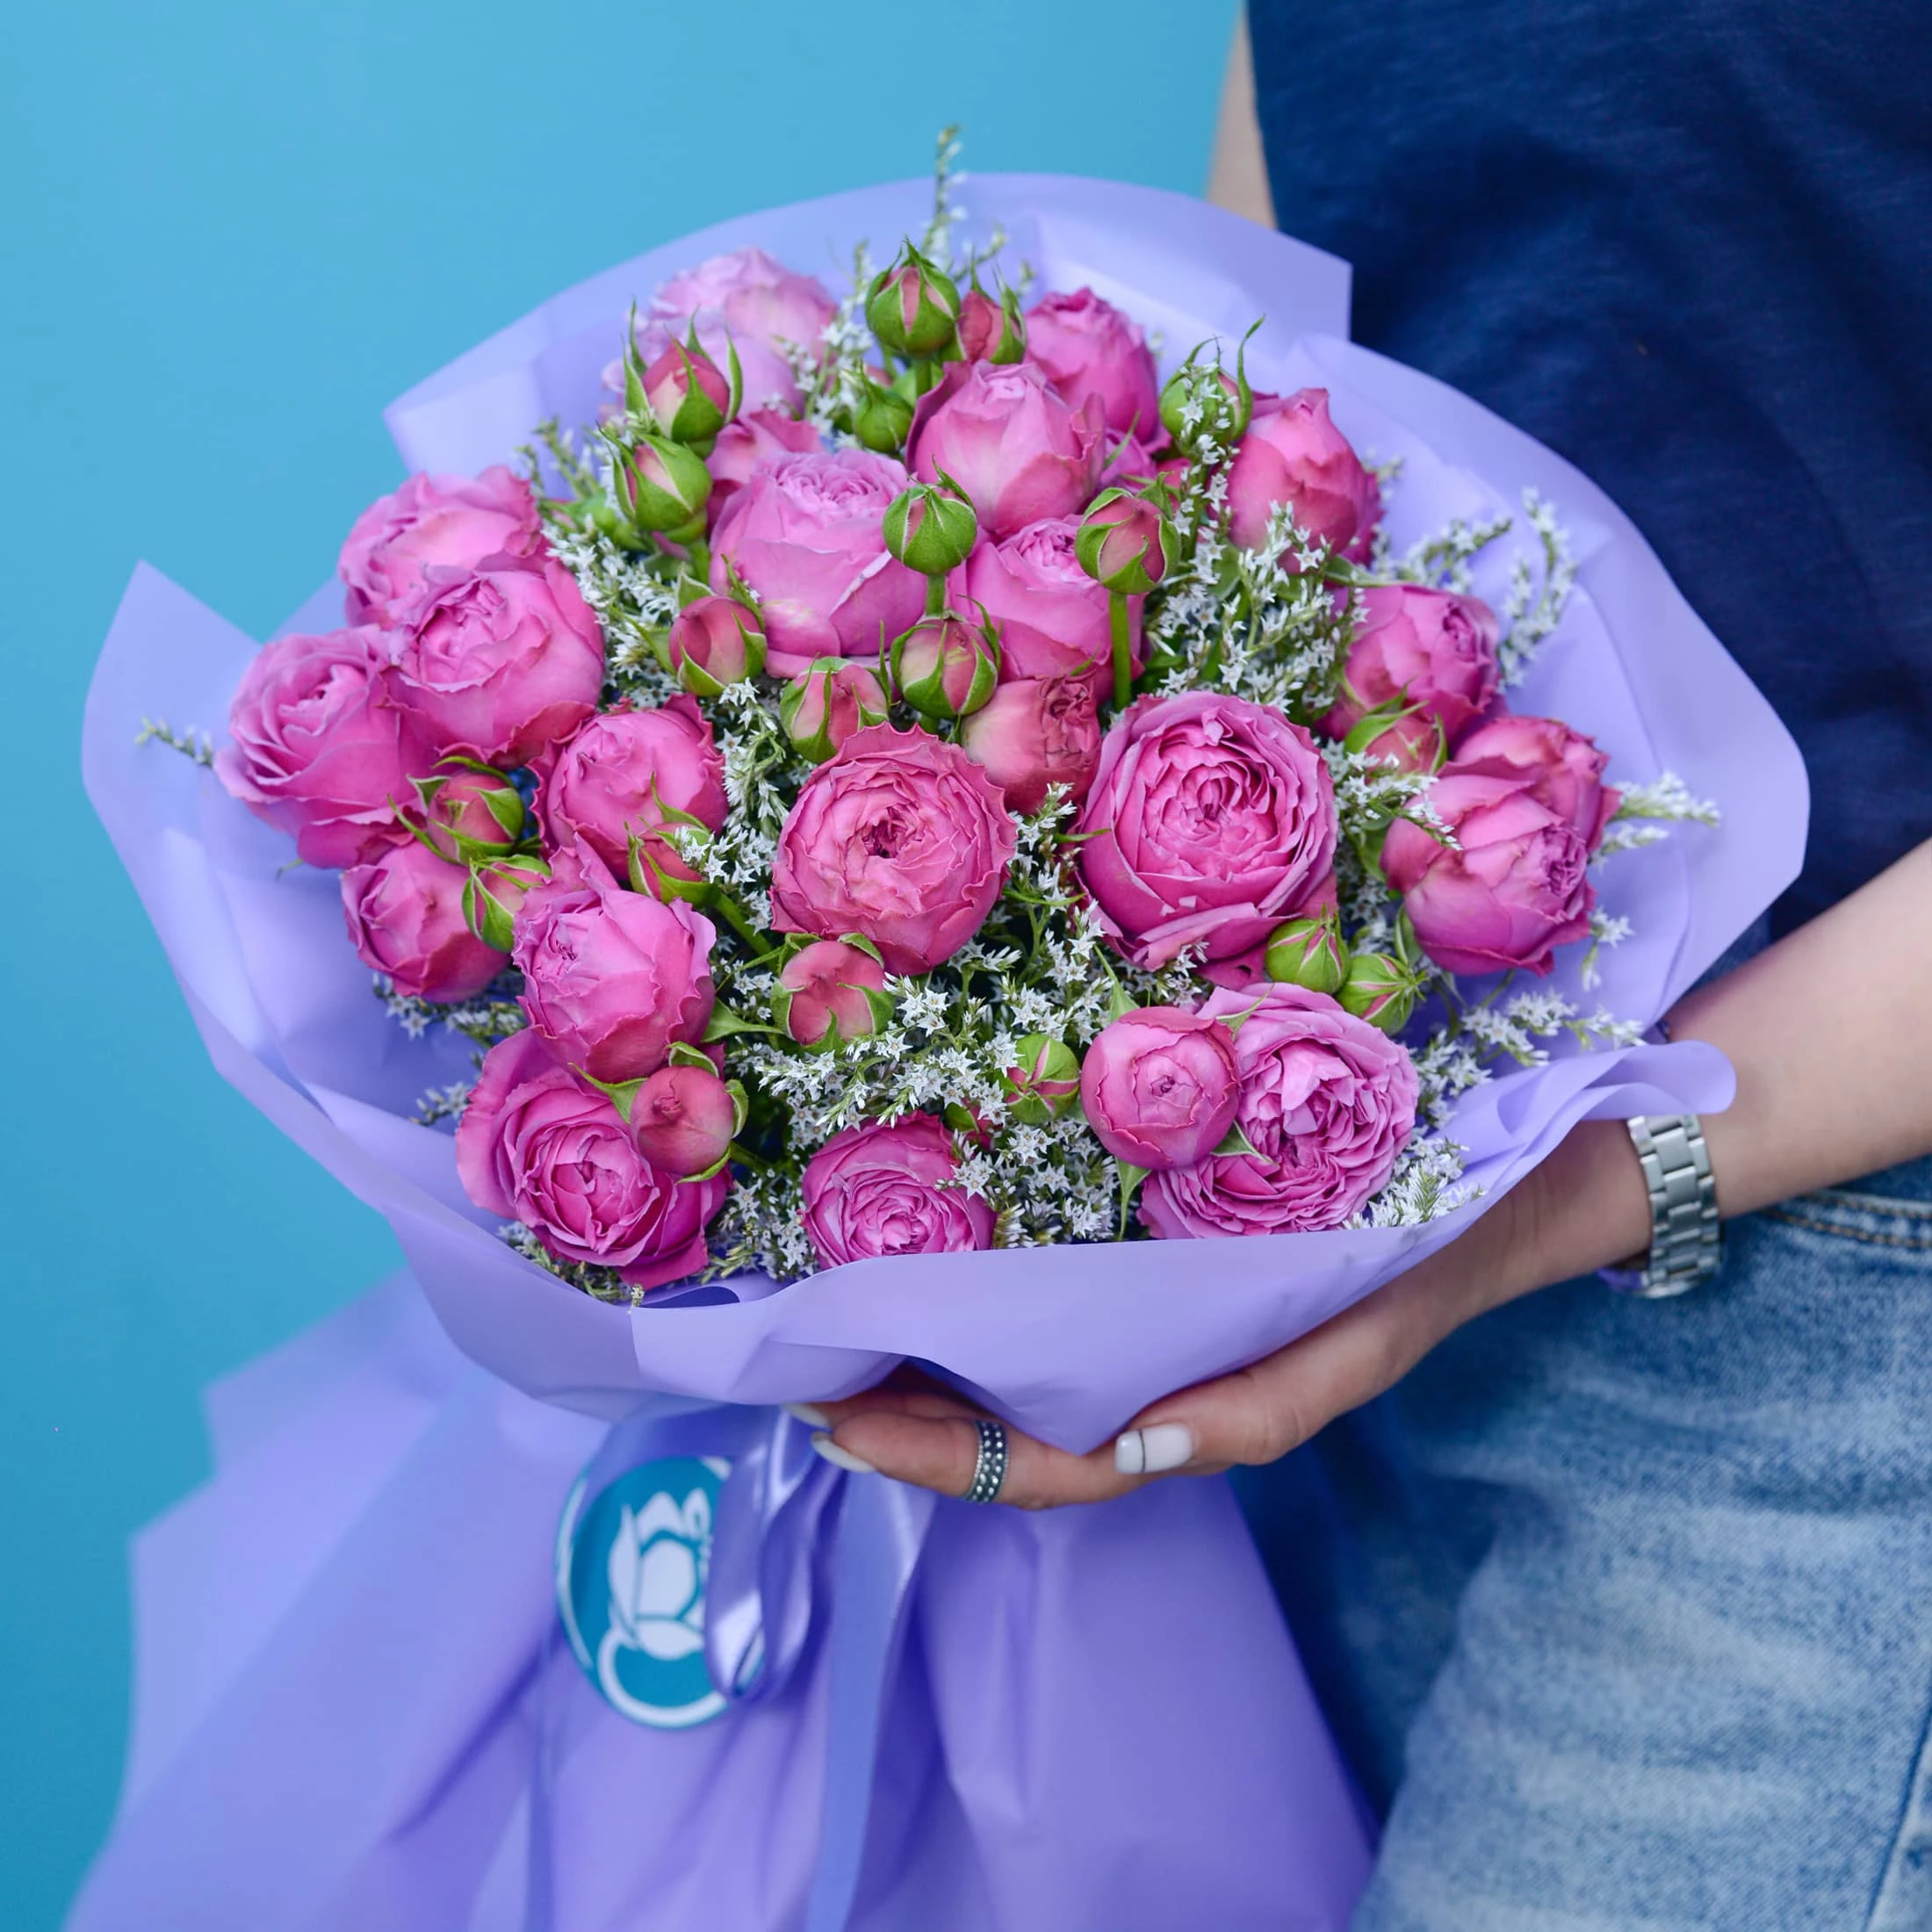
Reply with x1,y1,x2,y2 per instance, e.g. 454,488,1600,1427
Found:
1211,1121,1262,1160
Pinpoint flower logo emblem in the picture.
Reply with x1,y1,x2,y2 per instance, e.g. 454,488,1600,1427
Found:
556,1453,730,1728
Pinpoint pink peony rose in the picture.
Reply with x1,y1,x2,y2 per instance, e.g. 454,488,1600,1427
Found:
1024,287,1161,439
338,467,542,627
955,516,1139,695
768,723,1018,975
1224,388,1381,559
387,554,604,767
631,246,837,412
905,360,1104,538
456,1029,724,1290
535,697,726,883
705,407,823,528
1079,1006,1240,1171
1381,772,1596,977
1075,691,1338,967
800,1113,995,1265
341,835,505,1001
1321,586,1501,768
218,625,439,868
1446,715,1621,850
512,847,716,1081
626,1063,738,1179
1143,984,1417,1237
709,450,926,677
775,939,891,1047
958,674,1102,813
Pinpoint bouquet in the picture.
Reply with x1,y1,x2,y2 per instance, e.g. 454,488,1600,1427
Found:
81,153,1806,1931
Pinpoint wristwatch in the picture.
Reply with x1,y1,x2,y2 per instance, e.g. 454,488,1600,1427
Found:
1598,1114,1722,1298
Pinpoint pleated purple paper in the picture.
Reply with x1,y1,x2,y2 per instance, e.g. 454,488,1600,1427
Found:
75,175,1807,1931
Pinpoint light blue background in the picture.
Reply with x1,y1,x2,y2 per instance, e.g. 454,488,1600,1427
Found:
0,2,1234,1919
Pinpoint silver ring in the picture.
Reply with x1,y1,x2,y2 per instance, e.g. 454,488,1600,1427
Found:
962,1418,1008,1503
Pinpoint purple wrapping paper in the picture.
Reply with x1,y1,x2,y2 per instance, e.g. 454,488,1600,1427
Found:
76,175,1806,1931
83,175,1802,1444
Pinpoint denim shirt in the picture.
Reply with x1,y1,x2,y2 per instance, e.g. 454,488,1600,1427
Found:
1248,0,1932,935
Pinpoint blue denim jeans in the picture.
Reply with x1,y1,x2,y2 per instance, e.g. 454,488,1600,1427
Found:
1236,1155,1932,1930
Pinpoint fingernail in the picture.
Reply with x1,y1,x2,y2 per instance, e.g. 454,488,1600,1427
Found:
811,1432,876,1474
1114,1423,1194,1475
784,1402,831,1428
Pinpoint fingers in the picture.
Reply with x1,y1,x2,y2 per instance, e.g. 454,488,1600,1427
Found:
799,1389,1148,1509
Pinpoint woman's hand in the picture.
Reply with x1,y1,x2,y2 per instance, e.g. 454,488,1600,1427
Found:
813,1118,1653,1507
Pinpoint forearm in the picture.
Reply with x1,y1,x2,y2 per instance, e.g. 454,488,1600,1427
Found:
1494,836,1932,1305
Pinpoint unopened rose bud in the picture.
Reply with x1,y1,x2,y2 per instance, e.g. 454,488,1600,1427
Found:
628,1062,740,1179
666,595,766,695
462,850,550,952
957,285,1025,364
882,481,978,577
1263,914,1349,995
1159,357,1252,454
407,759,525,863
1338,951,1416,1034
780,658,890,762
867,247,962,358
611,431,712,537
1075,487,1179,596
774,937,893,1048
642,333,735,450
999,1034,1081,1124
890,610,999,720
850,377,915,454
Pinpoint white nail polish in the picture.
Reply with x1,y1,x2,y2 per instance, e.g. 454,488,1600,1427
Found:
784,1402,831,1428
811,1432,876,1474
1114,1422,1193,1475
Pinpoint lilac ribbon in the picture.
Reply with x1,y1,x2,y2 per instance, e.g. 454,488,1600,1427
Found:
527,1403,932,1932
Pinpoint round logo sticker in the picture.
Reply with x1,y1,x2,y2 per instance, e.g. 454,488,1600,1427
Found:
556,1453,731,1729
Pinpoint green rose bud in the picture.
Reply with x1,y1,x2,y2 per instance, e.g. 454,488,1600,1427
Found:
1075,487,1180,596
958,284,1026,364
1263,914,1350,995
890,610,1000,720
779,658,891,762
462,851,549,953
999,1034,1082,1124
850,377,915,454
667,595,766,696
1338,951,1416,1034
609,430,712,537
882,481,978,577
1158,357,1252,455
867,246,962,358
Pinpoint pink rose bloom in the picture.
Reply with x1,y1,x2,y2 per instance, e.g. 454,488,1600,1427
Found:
769,723,1018,975
1321,586,1501,768
512,847,716,1081
1079,1006,1240,1171
1446,715,1621,851
800,1113,995,1266
1143,984,1417,1237
1024,287,1161,439
906,361,1104,538
777,939,890,1047
218,625,438,868
633,246,837,412
388,554,605,767
1225,388,1381,559
1381,772,1596,977
536,697,727,882
338,467,542,627
959,674,1102,813
1075,692,1338,968
705,407,823,529
456,1029,724,1291
955,516,1139,695
341,835,505,1001
709,450,926,677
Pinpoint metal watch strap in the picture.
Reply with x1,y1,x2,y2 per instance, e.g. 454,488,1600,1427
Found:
1599,1114,1722,1298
